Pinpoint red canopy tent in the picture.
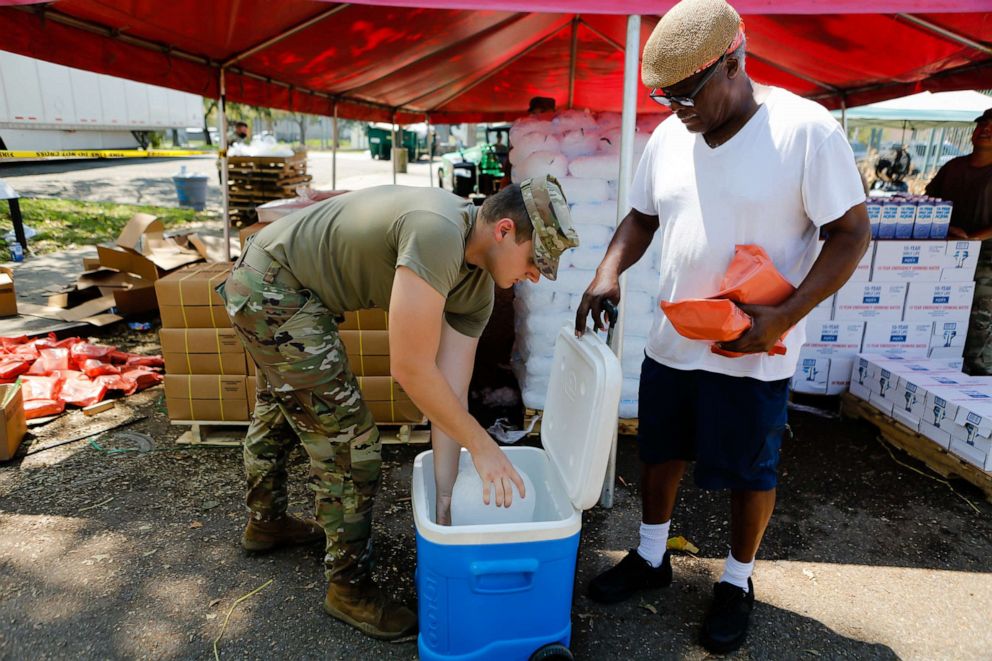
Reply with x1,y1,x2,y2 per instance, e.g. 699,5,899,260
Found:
0,1,989,124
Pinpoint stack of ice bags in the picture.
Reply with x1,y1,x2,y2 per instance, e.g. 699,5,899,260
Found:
510,109,665,419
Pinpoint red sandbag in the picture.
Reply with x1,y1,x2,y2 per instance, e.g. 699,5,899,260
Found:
21,374,65,401
659,299,752,342
109,350,131,365
121,367,164,391
24,399,65,419
9,343,40,361
35,336,81,351
124,354,165,369
660,244,795,358
60,370,108,407
713,244,796,306
95,373,138,396
70,342,117,369
81,359,121,378
0,358,31,381
0,335,29,348
27,349,70,375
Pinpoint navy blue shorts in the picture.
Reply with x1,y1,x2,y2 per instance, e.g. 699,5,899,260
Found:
636,356,789,491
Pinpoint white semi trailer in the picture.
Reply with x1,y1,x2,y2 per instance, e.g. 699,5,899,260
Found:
0,51,202,152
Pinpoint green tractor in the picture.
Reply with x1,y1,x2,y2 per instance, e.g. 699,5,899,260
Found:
436,125,510,197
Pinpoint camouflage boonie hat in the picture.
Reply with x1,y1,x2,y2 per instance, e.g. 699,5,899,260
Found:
520,175,580,281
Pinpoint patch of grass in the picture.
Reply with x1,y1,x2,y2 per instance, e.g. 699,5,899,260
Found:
0,198,218,261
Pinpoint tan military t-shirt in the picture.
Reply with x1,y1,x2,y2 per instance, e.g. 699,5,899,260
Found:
254,185,494,337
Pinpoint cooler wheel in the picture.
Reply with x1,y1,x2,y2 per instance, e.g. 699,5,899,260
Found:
529,643,573,660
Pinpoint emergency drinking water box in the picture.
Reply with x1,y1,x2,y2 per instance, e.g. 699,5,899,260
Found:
903,282,975,321
412,327,622,660
834,282,907,321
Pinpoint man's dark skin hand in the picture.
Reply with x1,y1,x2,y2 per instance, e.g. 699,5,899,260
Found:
575,204,871,349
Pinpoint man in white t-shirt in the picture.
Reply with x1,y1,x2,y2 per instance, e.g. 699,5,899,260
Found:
575,0,869,653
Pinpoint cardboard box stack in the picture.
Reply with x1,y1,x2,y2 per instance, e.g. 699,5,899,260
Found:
156,263,251,423
155,273,424,426
849,353,992,474
792,236,979,395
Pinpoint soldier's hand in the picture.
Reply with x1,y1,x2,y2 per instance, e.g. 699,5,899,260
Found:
472,441,526,508
575,270,621,336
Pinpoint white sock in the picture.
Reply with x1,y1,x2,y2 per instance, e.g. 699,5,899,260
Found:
636,520,670,568
720,551,754,592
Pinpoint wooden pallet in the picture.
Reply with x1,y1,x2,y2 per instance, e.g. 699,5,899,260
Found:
172,420,429,447
523,408,639,437
840,392,992,503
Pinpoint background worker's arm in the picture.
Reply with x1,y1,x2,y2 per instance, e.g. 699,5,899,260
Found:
575,208,660,334
719,203,871,354
389,266,525,507
432,321,479,525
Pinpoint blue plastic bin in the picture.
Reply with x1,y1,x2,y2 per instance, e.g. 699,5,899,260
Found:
173,173,209,210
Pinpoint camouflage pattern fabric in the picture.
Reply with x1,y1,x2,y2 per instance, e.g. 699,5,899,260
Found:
219,256,380,585
965,241,992,375
520,175,580,280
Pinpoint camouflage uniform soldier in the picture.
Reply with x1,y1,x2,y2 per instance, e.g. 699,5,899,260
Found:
219,178,577,640
926,109,992,374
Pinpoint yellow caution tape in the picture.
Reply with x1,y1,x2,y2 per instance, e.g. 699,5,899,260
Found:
0,149,214,159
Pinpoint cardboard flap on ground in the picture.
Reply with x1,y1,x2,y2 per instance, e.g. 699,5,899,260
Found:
18,300,122,327
115,213,163,251
98,213,203,281
0,266,17,318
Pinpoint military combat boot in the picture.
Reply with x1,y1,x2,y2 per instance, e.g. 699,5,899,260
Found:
241,514,324,553
323,579,417,641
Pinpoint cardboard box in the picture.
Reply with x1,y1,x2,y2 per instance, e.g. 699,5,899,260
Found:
161,328,247,375
870,241,947,282
949,399,992,470
802,321,864,358
355,376,412,402
155,263,233,328
97,213,203,281
164,374,248,421
367,400,424,423
919,385,992,449
941,240,980,282
903,282,975,321
891,373,988,430
339,309,389,331
861,321,933,357
848,356,873,400
792,356,829,394
928,319,968,359
827,358,855,395
339,330,390,356
347,355,391,377
0,383,27,462
834,282,907,320
0,266,17,317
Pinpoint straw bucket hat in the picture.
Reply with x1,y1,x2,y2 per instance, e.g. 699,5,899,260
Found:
642,0,744,89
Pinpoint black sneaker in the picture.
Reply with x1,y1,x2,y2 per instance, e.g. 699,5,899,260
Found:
700,579,755,654
588,549,672,604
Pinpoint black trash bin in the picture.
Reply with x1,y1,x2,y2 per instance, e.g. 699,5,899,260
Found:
452,161,477,198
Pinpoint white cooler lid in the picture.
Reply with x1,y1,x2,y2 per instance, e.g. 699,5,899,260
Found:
542,326,623,511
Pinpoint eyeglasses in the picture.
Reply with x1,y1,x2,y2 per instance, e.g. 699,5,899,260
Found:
649,53,727,108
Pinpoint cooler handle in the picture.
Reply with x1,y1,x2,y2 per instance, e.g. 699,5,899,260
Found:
469,558,539,594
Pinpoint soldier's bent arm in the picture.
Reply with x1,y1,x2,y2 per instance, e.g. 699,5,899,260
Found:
389,267,525,507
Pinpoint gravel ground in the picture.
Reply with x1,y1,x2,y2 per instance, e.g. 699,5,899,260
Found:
1,323,991,660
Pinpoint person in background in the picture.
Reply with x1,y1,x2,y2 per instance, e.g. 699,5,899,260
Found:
575,0,869,653
229,120,250,145
926,108,992,373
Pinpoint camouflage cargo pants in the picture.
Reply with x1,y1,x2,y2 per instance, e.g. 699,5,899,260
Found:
965,242,992,375
219,247,381,585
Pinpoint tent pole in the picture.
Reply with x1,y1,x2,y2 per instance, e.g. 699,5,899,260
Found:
426,114,433,187
332,101,338,190
935,127,946,171
392,113,398,185
568,16,579,110
600,13,640,510
923,127,936,176
841,96,848,136
219,69,231,262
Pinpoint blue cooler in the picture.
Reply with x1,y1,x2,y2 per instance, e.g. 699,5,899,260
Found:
412,328,622,660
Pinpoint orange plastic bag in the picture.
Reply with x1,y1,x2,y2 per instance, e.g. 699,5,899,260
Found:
24,399,65,419
27,348,70,375
659,299,751,342
660,245,795,357
61,371,108,407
